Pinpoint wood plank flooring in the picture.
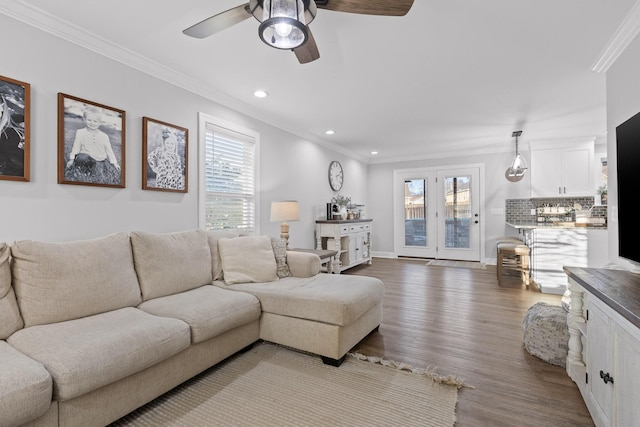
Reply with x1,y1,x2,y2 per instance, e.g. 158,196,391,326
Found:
345,257,594,427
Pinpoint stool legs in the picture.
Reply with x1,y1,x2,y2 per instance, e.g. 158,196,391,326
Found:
497,243,530,287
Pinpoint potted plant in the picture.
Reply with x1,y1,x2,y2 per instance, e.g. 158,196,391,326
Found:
331,194,351,220
597,184,607,205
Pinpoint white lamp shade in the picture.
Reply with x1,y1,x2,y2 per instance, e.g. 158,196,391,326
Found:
270,201,300,222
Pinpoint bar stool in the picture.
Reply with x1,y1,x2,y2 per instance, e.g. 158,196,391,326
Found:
497,241,531,287
496,236,523,282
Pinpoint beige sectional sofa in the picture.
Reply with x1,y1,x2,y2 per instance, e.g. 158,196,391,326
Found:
0,229,383,427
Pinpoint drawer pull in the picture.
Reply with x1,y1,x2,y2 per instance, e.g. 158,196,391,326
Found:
600,370,614,384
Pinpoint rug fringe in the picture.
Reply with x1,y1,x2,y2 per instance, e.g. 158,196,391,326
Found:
347,352,473,389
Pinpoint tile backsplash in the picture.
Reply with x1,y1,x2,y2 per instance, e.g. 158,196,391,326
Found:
505,197,606,223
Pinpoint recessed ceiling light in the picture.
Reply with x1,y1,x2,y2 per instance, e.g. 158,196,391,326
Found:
325,130,335,135
253,90,269,98
371,151,378,155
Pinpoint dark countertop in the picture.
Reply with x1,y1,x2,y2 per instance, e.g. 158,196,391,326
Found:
316,219,373,224
564,267,640,329
507,221,607,230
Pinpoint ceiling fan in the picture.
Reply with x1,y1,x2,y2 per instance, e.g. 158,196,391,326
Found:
183,0,414,64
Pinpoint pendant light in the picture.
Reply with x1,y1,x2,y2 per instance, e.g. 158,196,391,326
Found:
249,0,317,50
505,130,528,182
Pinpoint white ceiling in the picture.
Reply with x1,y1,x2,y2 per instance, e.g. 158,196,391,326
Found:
2,0,637,163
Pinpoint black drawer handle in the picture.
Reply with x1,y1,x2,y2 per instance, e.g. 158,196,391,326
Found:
600,370,614,384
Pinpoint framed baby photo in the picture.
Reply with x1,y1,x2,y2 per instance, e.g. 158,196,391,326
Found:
0,74,31,182
57,93,126,188
142,117,188,193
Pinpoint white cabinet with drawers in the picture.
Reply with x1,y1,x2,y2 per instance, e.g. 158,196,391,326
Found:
315,220,372,273
565,268,640,427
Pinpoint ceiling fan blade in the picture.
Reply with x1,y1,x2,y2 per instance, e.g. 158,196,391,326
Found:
316,0,413,16
294,29,320,64
183,3,252,39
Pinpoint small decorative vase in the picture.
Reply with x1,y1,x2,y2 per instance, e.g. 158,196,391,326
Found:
340,206,348,220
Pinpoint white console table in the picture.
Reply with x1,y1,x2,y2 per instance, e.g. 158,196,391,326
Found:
315,219,372,273
564,267,640,427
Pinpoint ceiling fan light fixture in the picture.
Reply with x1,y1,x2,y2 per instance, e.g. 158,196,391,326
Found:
255,0,315,50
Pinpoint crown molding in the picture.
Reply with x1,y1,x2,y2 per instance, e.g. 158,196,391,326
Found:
0,0,367,163
592,0,640,73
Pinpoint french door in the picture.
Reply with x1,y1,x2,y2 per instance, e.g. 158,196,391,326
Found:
393,166,482,261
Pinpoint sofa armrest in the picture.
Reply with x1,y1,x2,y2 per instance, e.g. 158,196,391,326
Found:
286,251,321,278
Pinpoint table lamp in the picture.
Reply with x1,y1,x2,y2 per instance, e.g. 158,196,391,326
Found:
270,201,300,247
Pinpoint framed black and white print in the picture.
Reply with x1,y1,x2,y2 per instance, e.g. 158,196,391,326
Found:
142,117,188,193
0,75,30,181
58,93,126,188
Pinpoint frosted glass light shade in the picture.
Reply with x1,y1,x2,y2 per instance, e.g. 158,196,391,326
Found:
259,0,308,49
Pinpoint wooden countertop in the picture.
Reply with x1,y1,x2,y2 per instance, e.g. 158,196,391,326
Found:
564,266,640,328
288,248,338,258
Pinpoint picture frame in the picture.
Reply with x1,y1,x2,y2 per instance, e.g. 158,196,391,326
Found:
142,117,188,193
57,93,125,188
0,74,31,181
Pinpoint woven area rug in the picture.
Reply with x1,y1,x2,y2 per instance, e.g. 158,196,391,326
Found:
426,259,487,269
110,342,463,426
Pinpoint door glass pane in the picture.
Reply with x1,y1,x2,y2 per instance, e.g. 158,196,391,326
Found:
443,175,471,249
404,179,427,247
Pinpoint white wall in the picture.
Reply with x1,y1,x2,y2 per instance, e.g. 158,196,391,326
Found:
0,15,367,247
605,32,640,268
368,149,532,260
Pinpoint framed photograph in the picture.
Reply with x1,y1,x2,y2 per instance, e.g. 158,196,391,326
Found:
0,75,30,181
142,117,188,193
58,93,125,188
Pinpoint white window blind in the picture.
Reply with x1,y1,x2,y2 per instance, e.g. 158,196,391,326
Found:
202,121,257,234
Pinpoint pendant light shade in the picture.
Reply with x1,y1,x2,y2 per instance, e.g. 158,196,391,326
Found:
505,130,528,182
253,0,314,50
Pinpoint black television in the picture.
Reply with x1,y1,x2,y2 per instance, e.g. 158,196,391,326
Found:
615,111,640,264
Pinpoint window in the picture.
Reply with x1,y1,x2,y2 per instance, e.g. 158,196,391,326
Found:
198,113,260,234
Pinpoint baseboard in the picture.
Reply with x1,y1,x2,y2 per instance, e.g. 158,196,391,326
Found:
371,251,396,259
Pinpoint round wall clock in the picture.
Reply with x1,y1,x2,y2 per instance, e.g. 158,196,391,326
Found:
328,160,343,191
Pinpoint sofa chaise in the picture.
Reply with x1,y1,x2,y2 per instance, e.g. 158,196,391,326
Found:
0,229,384,427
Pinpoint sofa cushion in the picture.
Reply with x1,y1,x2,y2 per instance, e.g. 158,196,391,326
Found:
10,233,142,327
0,243,24,339
131,229,213,301
0,340,52,427
216,274,384,327
206,230,241,281
7,307,190,401
218,236,278,285
138,285,261,344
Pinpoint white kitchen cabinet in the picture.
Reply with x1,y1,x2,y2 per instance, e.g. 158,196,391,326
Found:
530,143,594,197
565,268,640,427
315,220,372,273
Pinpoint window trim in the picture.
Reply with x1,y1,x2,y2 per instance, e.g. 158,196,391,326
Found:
197,112,260,234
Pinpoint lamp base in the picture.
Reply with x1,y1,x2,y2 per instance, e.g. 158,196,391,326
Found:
280,222,290,247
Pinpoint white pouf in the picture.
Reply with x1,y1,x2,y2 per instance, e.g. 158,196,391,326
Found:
522,302,569,367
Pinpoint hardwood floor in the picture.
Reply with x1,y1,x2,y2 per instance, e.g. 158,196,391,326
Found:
345,257,594,427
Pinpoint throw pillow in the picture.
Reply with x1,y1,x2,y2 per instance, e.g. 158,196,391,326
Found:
271,238,291,278
205,230,240,281
218,236,278,284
